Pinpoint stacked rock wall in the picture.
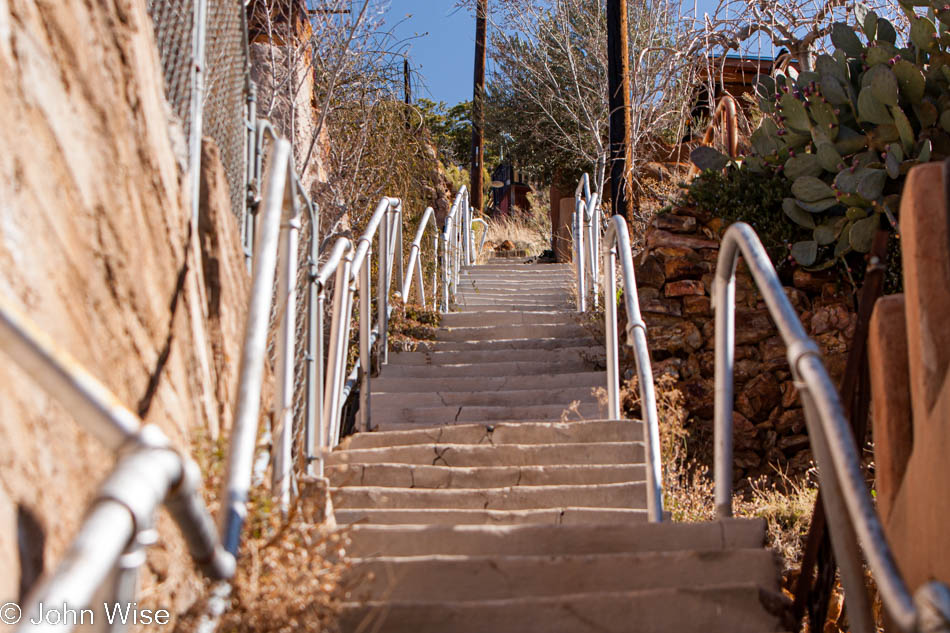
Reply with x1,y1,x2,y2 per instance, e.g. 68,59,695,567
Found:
636,208,858,486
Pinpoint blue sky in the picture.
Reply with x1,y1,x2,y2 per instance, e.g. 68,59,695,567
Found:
382,0,746,107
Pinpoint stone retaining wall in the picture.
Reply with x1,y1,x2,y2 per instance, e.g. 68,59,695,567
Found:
635,208,858,486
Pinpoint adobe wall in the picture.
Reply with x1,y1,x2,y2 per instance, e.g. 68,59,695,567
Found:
0,0,247,620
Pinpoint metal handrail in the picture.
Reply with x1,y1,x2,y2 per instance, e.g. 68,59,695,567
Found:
570,175,663,522
574,174,601,312
400,206,439,307
0,295,235,633
602,216,664,523
713,222,950,633
441,186,472,312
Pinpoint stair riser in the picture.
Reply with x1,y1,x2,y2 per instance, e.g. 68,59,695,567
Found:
332,481,646,511
337,585,781,633
327,442,644,467
414,337,595,352
439,312,577,327
344,519,768,557
334,507,646,526
346,549,779,601
435,325,590,342
327,464,645,488
370,372,606,393
378,360,597,378
371,387,598,409
387,348,601,367
367,402,604,425
339,420,639,449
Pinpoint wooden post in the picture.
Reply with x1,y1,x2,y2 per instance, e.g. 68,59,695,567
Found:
470,0,487,214
403,59,411,129
606,0,632,219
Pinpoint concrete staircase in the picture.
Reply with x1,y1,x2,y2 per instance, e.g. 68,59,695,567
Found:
328,259,787,632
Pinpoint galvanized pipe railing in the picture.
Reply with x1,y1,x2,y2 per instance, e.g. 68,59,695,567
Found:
573,174,601,313
441,186,472,312
0,295,235,633
713,222,950,633
400,206,438,307
602,216,664,523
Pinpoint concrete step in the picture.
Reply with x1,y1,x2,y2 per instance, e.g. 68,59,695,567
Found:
454,302,572,311
461,264,573,271
340,420,639,449
337,584,784,633
346,548,779,601
343,519,767,557
455,283,571,292
377,359,597,378
386,347,601,367
327,463,644,488
454,292,570,302
327,441,644,467
332,481,645,511
335,506,646,526
439,311,577,328
370,371,606,394
435,323,590,342
367,401,604,426
411,336,596,352
370,386,598,409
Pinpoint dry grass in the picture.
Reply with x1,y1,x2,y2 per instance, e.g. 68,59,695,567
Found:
478,199,551,261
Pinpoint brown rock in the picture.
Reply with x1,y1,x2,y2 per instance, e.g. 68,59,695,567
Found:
737,345,761,361
736,372,782,422
760,336,785,363
655,214,698,233
656,246,697,259
664,257,705,281
816,332,848,355
775,409,806,435
648,229,720,251
735,359,764,384
733,412,759,449
653,357,684,379
680,379,715,418
787,449,814,473
781,381,799,408
810,302,854,335
637,255,666,289
697,351,715,377
793,268,834,293
651,320,703,354
735,309,775,345
638,286,660,302
735,450,762,470
641,298,683,317
783,286,811,313
824,352,849,384
682,295,711,316
665,280,705,297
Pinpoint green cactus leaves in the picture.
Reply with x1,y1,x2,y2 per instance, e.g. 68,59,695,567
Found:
894,60,926,103
850,214,881,251
911,16,937,51
859,86,895,124
751,118,781,157
783,198,817,228
780,93,812,132
856,168,887,199
878,18,898,44
817,142,843,171
785,153,824,180
791,240,819,266
864,65,900,105
832,22,866,56
792,176,835,201
814,221,840,245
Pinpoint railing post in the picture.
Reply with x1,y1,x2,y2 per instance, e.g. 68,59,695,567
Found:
312,284,326,477
359,248,372,432
604,243,620,419
575,198,587,313
378,208,390,365
272,168,300,512
323,254,353,448
713,250,736,519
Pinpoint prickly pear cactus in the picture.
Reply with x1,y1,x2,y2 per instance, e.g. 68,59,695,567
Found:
696,0,950,268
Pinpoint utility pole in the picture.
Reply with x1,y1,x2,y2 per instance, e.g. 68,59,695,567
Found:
470,0,487,214
606,0,633,220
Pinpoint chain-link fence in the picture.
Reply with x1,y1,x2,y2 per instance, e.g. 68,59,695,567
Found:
146,0,249,222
